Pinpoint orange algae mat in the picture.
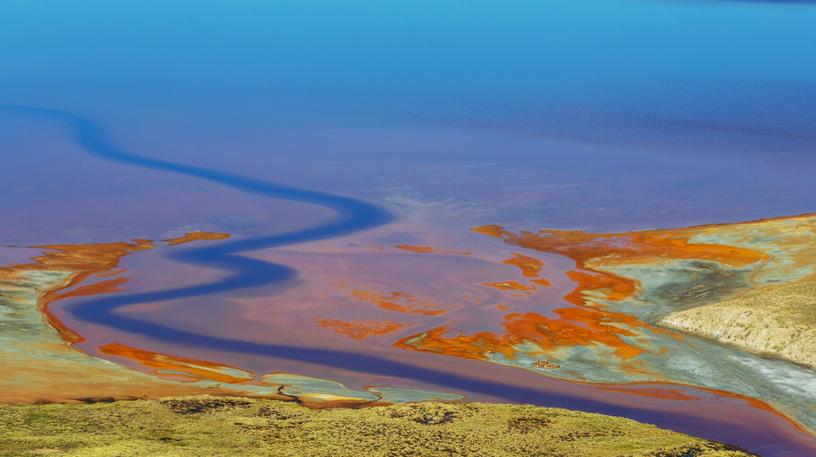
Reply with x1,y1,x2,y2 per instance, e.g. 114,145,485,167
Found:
388,214,816,433
397,214,816,373
4,215,816,435
99,342,254,384
318,319,406,340
0,232,248,402
0,239,213,402
163,232,231,246
350,289,447,316
1,239,156,344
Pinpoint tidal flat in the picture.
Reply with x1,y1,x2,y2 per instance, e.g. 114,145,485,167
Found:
1,110,815,454
2,0,816,455
401,215,816,433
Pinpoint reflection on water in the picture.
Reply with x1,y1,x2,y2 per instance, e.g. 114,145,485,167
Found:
2,0,816,455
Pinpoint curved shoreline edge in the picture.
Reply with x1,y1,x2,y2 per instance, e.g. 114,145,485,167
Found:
1,105,815,455
0,396,756,457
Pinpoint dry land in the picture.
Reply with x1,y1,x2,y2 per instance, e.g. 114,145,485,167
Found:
661,281,816,369
0,396,752,457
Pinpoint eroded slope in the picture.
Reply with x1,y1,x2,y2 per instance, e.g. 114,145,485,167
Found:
662,281,816,368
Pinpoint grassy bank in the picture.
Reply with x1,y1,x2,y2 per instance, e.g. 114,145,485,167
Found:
0,396,752,456
662,281,816,369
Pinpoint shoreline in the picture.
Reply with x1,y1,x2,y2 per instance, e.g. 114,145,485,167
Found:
1,227,814,455
0,395,757,457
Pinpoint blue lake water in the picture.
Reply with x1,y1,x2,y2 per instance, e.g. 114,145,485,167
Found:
2,1,816,455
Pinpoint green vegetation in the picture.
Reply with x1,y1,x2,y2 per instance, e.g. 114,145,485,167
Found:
0,396,752,456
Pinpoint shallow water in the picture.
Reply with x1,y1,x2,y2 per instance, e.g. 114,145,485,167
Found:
2,1,816,455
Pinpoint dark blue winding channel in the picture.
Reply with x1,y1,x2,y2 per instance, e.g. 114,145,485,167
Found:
1,105,809,455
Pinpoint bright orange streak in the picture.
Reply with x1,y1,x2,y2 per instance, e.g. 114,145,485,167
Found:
99,342,252,384
163,232,230,246
398,307,652,361
318,319,406,340
502,252,544,278
394,244,434,253
351,289,446,316
481,281,535,292
1,240,156,343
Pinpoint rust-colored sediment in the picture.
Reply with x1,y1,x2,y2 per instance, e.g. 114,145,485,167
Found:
472,222,770,309
317,319,406,340
94,268,127,278
393,244,471,256
602,380,809,433
400,220,741,362
712,387,810,433
502,253,544,278
415,215,816,433
163,231,231,246
394,244,435,254
351,289,446,316
0,232,240,403
481,281,535,292
468,217,816,353
462,218,781,350
562,269,636,306
5,231,233,346
49,277,131,303
599,381,806,431
599,385,696,401
472,221,770,304
471,224,767,269
397,306,650,361
399,216,797,368
486,253,550,292
0,240,156,344
99,342,253,384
